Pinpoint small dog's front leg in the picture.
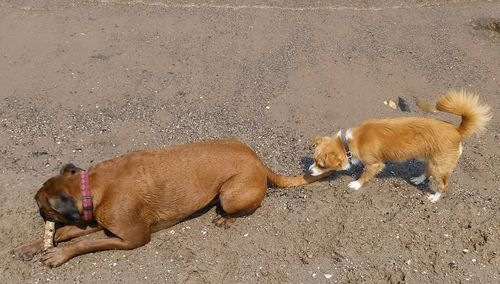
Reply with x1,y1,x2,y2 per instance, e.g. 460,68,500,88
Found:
348,163,385,190
348,180,363,190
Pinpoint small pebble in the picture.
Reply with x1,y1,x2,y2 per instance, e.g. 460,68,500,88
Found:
398,97,410,112
388,100,397,109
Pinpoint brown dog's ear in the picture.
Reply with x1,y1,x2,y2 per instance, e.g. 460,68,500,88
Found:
48,192,81,222
60,163,83,175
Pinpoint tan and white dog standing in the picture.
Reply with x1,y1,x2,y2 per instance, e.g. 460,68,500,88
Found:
309,90,492,202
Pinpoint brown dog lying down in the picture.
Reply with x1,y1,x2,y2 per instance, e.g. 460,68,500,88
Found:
13,139,324,267
308,90,492,202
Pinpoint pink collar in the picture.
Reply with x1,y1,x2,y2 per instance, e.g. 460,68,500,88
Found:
80,171,94,221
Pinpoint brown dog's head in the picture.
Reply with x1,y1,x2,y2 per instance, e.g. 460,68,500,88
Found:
309,132,350,176
34,164,83,224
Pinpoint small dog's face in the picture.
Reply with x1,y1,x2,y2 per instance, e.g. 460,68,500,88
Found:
34,164,82,224
309,135,348,176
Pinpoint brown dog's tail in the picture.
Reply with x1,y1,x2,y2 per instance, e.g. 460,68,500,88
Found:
435,89,492,139
265,166,327,187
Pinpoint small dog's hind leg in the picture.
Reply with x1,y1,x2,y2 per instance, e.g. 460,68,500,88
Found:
425,153,457,202
427,174,449,203
425,176,439,202
411,174,427,185
427,191,442,203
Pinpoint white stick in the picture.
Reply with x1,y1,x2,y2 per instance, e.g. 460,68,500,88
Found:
43,221,55,251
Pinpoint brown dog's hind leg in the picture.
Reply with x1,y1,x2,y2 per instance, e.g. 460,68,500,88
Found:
213,174,267,228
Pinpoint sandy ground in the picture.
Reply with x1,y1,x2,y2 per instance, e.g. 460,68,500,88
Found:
0,0,499,283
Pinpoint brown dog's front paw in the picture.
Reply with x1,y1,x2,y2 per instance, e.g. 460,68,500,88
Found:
11,248,38,261
11,240,43,261
41,247,71,268
212,215,236,228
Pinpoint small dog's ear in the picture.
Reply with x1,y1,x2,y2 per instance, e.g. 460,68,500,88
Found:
48,193,80,222
60,163,83,175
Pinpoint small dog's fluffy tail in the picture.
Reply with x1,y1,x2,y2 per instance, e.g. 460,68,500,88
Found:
436,89,492,139
265,166,326,187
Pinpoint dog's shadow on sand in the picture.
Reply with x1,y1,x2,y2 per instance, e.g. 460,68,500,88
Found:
180,158,435,226
299,157,435,194
186,158,436,222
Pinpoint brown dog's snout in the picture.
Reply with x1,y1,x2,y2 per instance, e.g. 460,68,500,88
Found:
34,196,47,220
38,207,50,221
35,201,52,221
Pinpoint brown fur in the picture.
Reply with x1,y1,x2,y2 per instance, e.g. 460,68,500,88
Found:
310,90,492,200
12,139,324,267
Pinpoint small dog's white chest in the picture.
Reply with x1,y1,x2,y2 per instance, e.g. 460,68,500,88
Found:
350,158,361,165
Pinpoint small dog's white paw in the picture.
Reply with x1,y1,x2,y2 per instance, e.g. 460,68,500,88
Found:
308,164,325,177
411,174,426,185
427,192,442,203
348,181,362,190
